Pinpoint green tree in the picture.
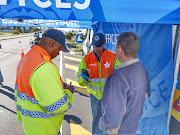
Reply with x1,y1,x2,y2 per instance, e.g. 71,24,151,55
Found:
67,31,73,37
31,27,40,32
15,27,22,33
0,27,4,32
12,30,20,35
65,33,71,40
65,31,75,41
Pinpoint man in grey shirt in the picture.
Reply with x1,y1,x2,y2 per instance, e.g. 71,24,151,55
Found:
99,32,150,134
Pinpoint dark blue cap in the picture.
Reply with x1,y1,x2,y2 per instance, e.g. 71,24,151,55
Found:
91,33,105,47
42,29,69,52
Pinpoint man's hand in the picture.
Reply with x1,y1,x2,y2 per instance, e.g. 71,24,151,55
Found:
66,84,74,94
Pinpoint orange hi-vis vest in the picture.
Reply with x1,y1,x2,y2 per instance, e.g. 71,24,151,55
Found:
77,49,120,100
15,45,64,98
84,50,116,82
14,45,72,135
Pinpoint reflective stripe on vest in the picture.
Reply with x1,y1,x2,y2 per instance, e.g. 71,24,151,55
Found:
77,75,107,83
15,84,69,112
17,89,38,104
88,78,106,82
87,84,100,91
86,84,105,91
43,94,69,112
16,105,60,119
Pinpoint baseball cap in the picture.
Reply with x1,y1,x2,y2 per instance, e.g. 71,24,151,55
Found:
91,33,105,47
42,29,70,52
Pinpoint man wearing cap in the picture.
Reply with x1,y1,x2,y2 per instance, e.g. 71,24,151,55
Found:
77,33,121,134
14,29,73,135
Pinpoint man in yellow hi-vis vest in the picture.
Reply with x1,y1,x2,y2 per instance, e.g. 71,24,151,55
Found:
15,29,74,135
77,33,121,134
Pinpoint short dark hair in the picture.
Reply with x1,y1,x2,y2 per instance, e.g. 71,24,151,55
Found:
116,32,140,57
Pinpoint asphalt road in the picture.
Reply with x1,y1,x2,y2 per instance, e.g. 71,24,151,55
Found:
0,35,92,135
0,35,31,135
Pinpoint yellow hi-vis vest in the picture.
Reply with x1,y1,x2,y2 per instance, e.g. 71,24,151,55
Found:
15,45,73,135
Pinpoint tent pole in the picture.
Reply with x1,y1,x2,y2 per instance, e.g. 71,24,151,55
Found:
173,26,180,62
87,29,92,53
86,29,90,53
167,26,180,134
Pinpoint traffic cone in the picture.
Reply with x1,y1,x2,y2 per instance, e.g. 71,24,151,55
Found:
19,40,21,43
21,47,24,58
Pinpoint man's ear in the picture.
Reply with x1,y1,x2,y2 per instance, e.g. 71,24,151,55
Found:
119,46,123,53
49,40,55,48
119,46,125,56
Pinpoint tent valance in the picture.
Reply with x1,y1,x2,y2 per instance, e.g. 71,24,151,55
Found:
0,0,179,24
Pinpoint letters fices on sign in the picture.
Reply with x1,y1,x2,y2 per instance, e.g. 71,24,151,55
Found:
0,0,91,10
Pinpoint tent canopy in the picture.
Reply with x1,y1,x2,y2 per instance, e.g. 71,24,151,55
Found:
0,0,180,24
